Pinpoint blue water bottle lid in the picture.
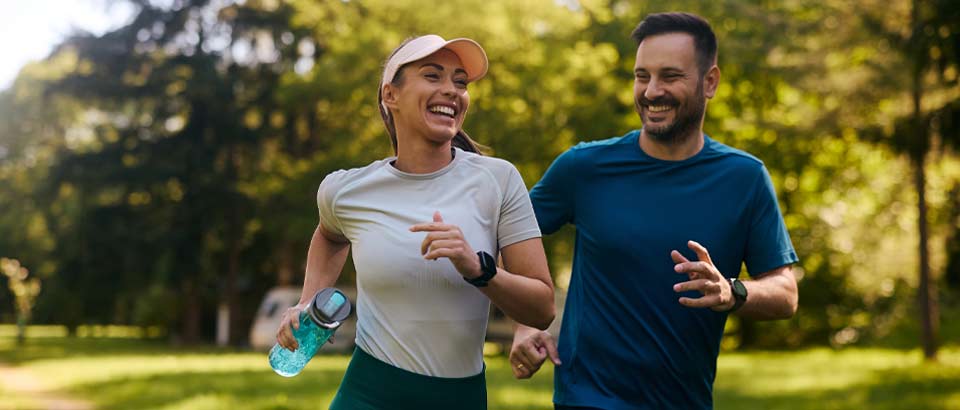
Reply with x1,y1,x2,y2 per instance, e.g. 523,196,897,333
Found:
307,288,351,327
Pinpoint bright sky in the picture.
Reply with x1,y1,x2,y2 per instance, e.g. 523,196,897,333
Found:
0,0,136,91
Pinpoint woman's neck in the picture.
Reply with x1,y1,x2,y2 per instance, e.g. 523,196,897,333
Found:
393,131,454,174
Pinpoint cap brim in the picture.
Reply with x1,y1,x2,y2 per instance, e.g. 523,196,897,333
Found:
441,38,488,82
382,35,489,90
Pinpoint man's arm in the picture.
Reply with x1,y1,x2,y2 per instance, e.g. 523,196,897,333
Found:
735,264,798,320
672,240,798,320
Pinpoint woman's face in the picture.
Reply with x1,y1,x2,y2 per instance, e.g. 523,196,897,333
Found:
388,49,471,144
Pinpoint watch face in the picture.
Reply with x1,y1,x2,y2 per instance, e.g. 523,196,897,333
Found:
479,251,496,274
732,279,748,298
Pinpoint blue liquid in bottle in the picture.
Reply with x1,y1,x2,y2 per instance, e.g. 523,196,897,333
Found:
269,290,348,377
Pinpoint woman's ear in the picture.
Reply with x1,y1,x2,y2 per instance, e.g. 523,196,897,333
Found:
382,83,400,111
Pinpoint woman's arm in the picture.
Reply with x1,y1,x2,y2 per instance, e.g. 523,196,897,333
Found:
482,237,555,330
276,222,350,350
412,212,555,330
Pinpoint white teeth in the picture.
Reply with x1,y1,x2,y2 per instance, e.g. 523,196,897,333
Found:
429,105,455,117
647,105,671,113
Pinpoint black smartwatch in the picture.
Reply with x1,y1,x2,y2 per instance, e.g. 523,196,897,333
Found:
465,251,497,287
726,278,748,312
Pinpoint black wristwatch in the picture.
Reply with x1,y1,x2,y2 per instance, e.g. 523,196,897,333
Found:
465,251,497,287
726,278,748,312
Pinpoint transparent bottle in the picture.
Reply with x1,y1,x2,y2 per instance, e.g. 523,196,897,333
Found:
269,288,351,377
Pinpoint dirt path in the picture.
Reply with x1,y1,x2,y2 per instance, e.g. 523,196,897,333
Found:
0,363,94,410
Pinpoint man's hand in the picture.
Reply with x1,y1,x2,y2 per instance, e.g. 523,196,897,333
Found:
671,240,735,312
509,328,561,379
410,211,482,279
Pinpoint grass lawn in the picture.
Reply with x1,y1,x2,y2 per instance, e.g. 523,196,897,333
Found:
2,325,960,409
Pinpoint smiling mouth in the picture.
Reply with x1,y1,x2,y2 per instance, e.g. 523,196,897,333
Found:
428,105,456,118
646,105,672,113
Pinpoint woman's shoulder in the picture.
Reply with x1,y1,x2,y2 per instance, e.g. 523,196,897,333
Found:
457,149,520,175
321,158,392,189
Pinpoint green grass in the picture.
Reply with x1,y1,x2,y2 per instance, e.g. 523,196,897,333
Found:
2,325,959,409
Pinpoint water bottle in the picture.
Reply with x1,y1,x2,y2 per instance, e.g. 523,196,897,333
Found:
269,287,352,377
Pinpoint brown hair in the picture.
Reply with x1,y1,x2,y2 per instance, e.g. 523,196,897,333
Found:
631,12,718,75
377,38,485,155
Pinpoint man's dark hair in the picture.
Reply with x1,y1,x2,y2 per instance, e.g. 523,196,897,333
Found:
631,12,717,75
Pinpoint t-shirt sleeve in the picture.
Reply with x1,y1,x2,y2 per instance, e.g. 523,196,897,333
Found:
529,147,578,235
497,164,542,249
316,171,346,238
744,166,799,276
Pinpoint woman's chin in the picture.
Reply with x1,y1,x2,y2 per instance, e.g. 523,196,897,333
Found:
424,128,458,144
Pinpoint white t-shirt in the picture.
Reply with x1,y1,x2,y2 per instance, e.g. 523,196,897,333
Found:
318,148,541,377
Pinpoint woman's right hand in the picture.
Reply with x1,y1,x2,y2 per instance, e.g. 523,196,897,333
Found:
276,303,307,351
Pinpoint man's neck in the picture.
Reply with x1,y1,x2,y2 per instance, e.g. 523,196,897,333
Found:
638,129,705,161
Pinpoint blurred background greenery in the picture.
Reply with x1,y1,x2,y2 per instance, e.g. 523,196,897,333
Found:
1,0,959,407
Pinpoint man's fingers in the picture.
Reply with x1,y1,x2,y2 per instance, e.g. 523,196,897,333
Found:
512,363,532,379
509,346,538,379
670,250,690,264
673,278,719,294
542,339,562,365
674,261,713,275
519,342,547,366
688,240,714,265
679,294,720,308
433,211,443,223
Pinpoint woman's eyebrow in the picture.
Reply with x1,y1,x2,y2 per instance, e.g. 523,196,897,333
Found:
419,63,444,71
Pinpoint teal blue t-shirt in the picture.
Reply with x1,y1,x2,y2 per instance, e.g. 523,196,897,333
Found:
531,130,798,410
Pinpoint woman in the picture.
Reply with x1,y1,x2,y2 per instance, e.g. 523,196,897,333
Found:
275,34,555,409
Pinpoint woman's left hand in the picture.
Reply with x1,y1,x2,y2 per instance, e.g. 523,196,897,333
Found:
410,211,482,279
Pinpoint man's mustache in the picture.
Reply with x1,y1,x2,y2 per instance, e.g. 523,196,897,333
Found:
637,96,679,106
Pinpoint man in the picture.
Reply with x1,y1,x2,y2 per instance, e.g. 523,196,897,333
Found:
510,12,799,410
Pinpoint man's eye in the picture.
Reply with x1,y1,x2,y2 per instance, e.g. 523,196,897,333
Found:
455,79,468,87
425,73,439,79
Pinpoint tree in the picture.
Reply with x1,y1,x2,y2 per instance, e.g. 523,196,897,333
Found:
856,0,960,360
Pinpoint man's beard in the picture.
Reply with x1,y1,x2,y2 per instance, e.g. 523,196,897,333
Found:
636,79,706,145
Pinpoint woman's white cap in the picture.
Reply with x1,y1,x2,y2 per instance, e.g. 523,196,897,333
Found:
380,35,489,95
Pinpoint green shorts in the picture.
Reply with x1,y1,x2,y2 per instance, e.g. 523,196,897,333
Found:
329,346,487,410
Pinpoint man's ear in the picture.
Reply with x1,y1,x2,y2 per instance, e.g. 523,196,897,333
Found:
703,65,721,99
382,83,400,111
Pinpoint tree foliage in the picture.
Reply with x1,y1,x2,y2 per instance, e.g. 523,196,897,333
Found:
0,0,957,349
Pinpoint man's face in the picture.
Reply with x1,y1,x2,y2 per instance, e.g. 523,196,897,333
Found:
633,32,714,144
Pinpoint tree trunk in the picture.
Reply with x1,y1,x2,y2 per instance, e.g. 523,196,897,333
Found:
181,278,202,344
15,313,27,346
912,0,938,362
915,154,938,361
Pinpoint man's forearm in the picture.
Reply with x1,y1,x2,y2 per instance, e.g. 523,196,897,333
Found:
736,265,798,320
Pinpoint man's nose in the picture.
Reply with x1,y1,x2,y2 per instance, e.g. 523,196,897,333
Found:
644,78,665,100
